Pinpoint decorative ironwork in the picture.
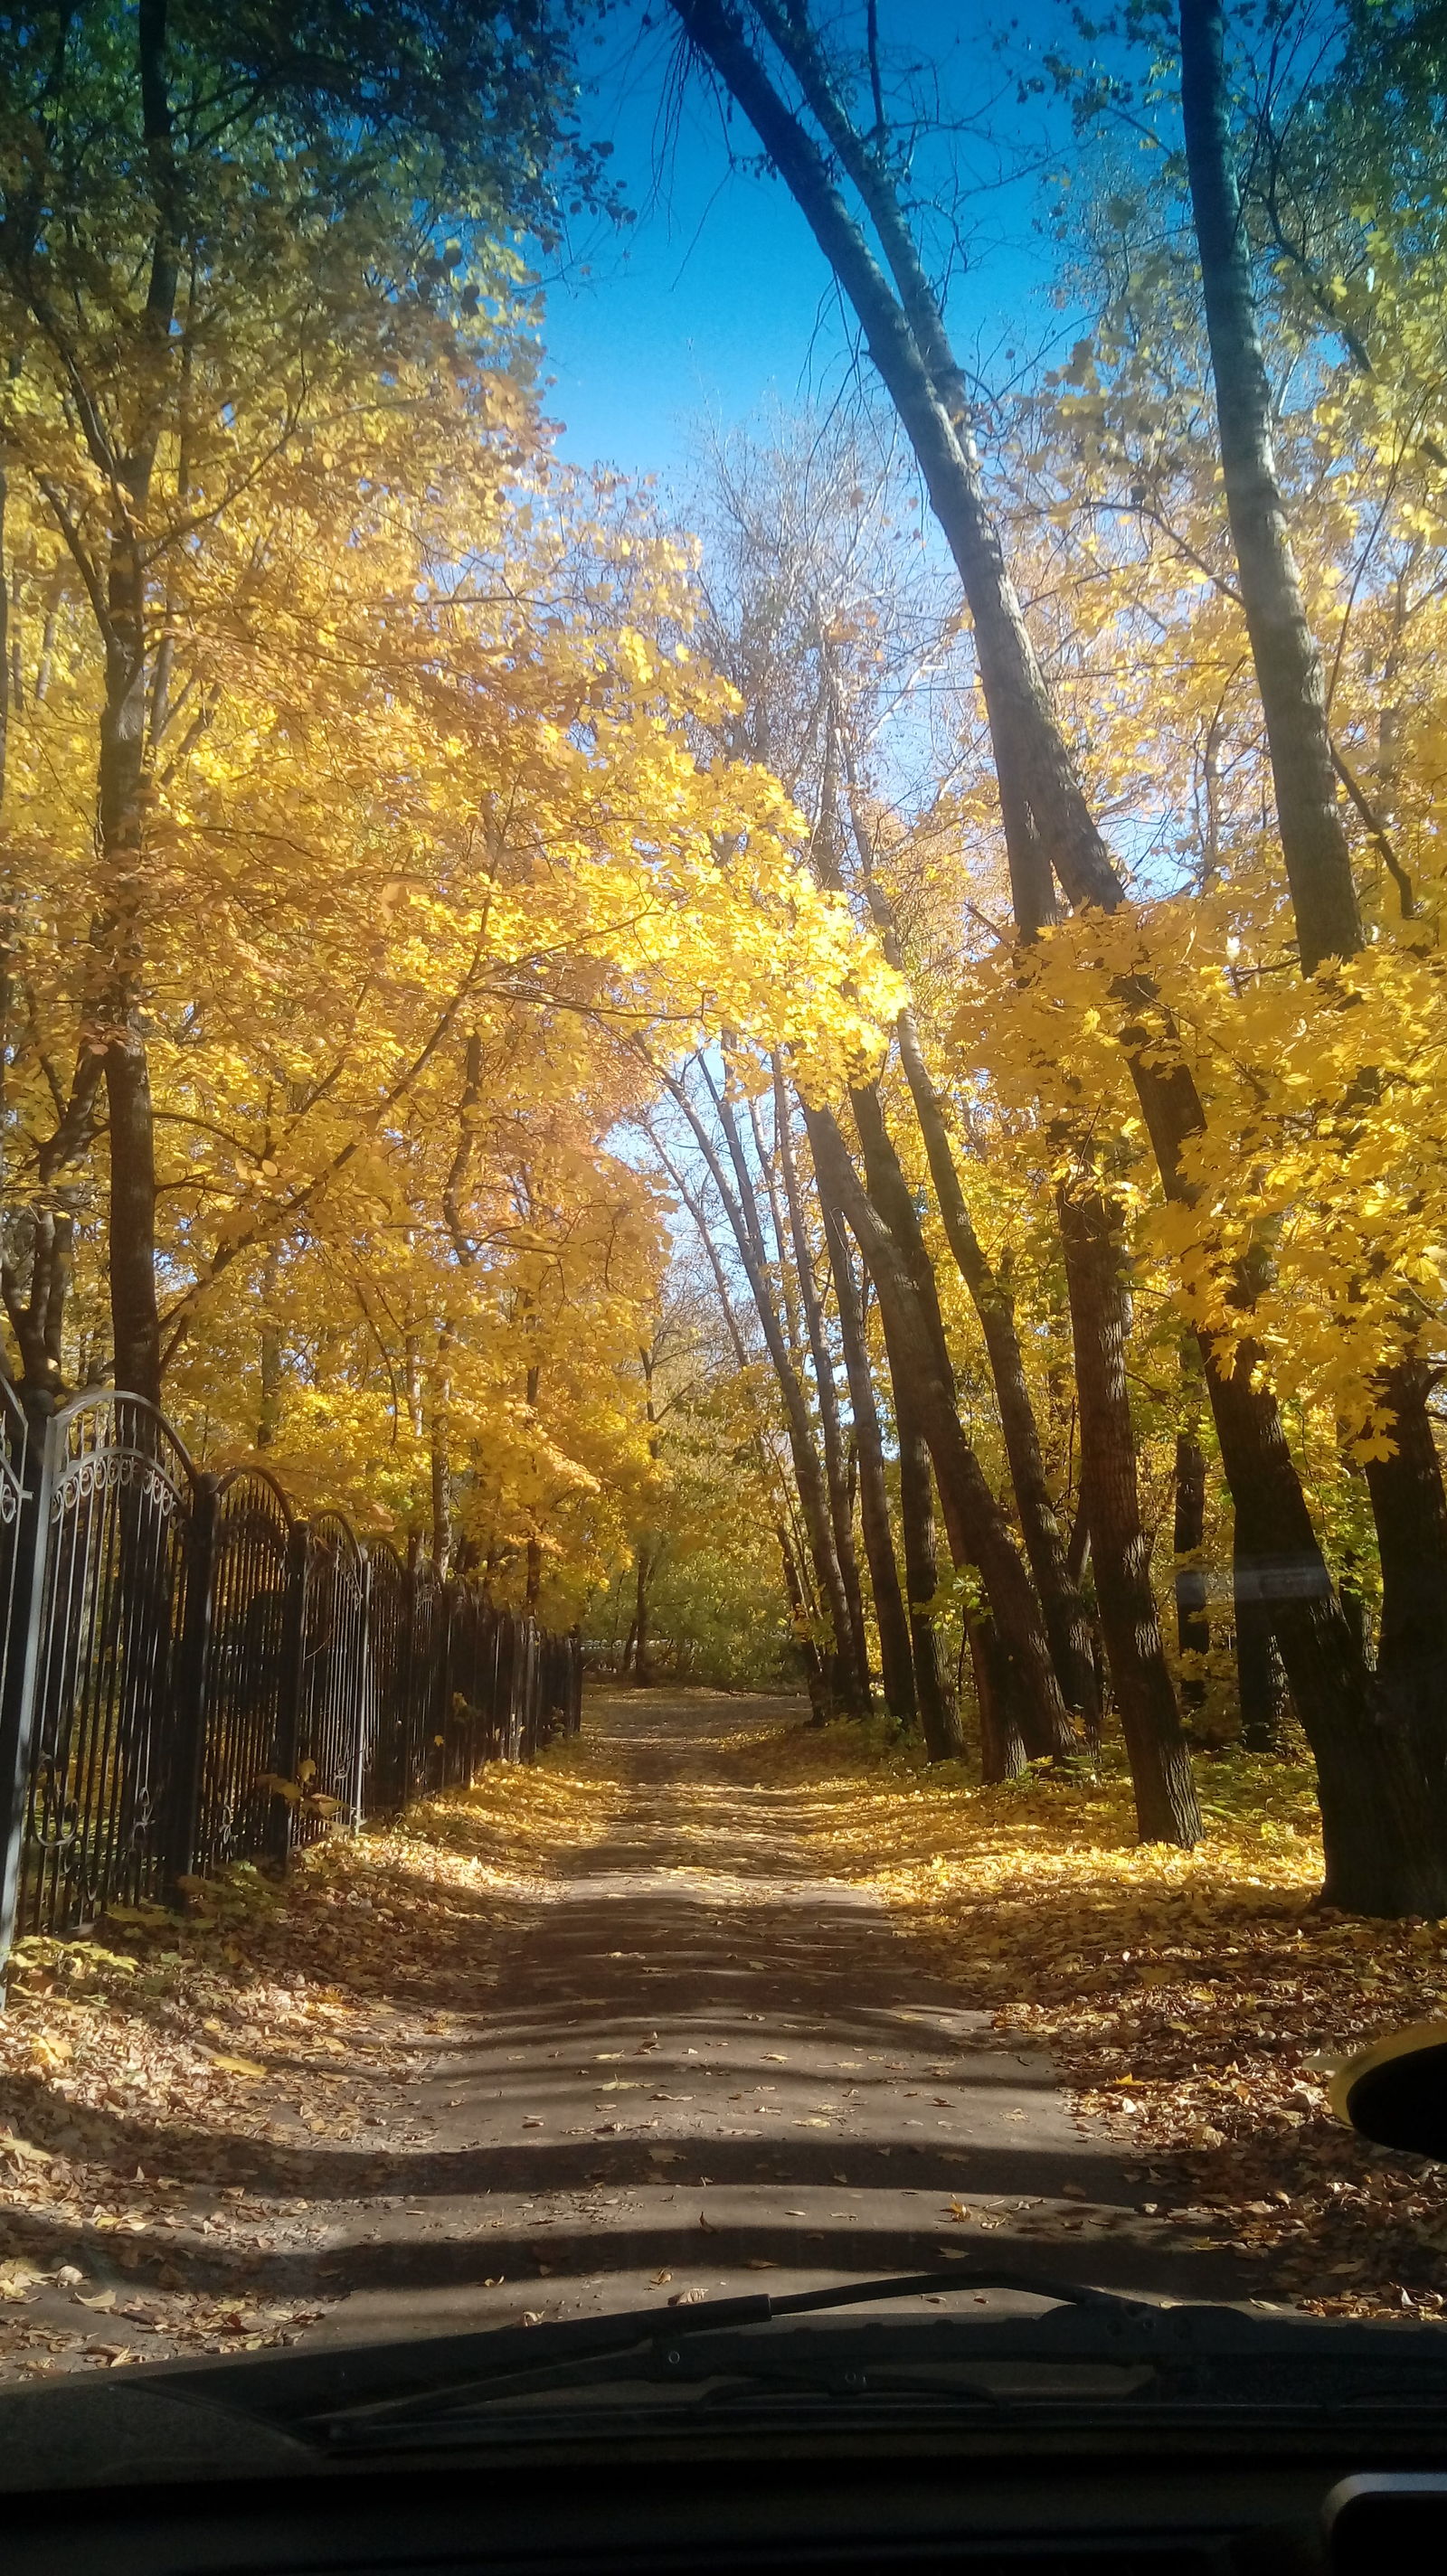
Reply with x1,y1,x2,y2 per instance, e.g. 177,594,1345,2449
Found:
18,1395,194,1935
192,1467,300,1877
0,1386,584,1964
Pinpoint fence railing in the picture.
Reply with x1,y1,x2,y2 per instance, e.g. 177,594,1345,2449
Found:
0,1383,583,1960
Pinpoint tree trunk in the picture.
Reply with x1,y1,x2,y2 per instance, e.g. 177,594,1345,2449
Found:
1180,0,1447,1853
90,2,181,1401
808,1101,1068,1758
1177,0,1361,972
1,1211,72,1394
1173,1430,1210,1712
1364,1358,1447,1828
838,1085,1079,1761
891,1362,964,1761
1209,1336,1447,1906
258,1243,282,1448
633,1543,655,1684
1059,1187,1201,1846
653,1119,842,1717
840,685,1091,1722
1235,1579,1288,1753
823,1197,916,1722
892,1007,1100,1730
668,1067,867,1712
971,1614,1027,1784
430,1331,452,1576
778,1518,828,1719
98,580,164,1405
774,1057,872,1699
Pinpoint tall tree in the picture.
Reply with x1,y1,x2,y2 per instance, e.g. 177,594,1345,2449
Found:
664,0,1444,1913
1179,0,1447,1845
0,0,605,1398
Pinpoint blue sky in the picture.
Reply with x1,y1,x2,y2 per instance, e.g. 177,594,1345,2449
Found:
537,5,1076,490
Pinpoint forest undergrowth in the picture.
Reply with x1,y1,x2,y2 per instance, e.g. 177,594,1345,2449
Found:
723,1717,1447,2320
0,1753,622,2382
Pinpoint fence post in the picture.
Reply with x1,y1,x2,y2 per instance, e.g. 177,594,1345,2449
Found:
165,1472,220,1903
0,1389,54,1992
268,1519,309,1869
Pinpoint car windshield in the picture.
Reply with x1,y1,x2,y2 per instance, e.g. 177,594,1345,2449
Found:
0,0,1443,2445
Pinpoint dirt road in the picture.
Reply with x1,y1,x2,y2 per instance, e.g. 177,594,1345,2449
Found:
305,1690,1252,2344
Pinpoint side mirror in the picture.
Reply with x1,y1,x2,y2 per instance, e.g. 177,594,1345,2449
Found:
1330,2020,1447,2158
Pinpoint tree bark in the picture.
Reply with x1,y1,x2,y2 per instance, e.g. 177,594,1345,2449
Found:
1059,1186,1202,1846
844,1080,1080,1761
774,1056,872,1698
1177,0,1361,972
90,0,181,1402
892,1006,1100,1730
632,1543,652,1683
257,1243,282,1448
666,1066,866,1712
430,1328,452,1577
819,1192,915,1722
98,540,165,1405
970,1612,1027,1784
807,1100,1070,1760
1364,1357,1447,1823
778,1517,828,1718
1235,1566,1288,1753
890,1356,964,1761
1,1210,72,1393
652,1119,837,1715
1173,1430,1210,1712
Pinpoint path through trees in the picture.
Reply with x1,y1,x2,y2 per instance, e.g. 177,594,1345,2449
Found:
16,1689,1447,2377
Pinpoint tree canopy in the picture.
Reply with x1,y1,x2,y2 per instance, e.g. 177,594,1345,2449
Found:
8,0,1447,1918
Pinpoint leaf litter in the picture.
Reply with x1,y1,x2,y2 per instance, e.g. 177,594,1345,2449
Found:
728,1717,1447,2321
0,1748,623,2383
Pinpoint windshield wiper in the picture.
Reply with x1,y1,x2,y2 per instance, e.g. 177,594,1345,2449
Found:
307,2269,1145,2440
301,2268,1447,2449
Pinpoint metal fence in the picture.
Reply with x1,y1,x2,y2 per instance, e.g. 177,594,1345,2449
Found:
0,1384,583,1959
